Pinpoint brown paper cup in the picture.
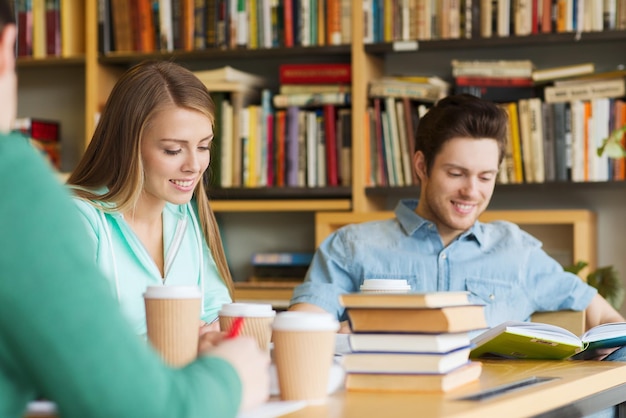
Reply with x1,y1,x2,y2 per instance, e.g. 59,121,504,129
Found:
218,303,276,351
272,312,339,404
144,286,201,367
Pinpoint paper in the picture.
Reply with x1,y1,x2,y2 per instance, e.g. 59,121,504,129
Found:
237,400,307,418
26,400,57,416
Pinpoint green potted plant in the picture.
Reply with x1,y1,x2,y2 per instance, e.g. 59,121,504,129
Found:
565,261,625,310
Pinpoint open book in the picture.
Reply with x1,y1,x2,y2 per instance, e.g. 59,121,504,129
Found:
470,321,626,360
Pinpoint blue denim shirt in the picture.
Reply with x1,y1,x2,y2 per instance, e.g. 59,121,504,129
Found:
291,199,596,326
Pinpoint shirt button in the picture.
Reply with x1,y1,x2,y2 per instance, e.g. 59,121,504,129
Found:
440,253,447,259
489,294,495,300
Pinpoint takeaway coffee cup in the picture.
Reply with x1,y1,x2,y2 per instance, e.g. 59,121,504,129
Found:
219,302,276,351
359,279,411,293
272,311,339,403
144,285,202,367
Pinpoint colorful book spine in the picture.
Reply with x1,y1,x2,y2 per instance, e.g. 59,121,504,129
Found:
279,63,352,85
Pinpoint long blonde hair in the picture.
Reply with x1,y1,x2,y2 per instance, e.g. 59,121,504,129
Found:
68,60,234,296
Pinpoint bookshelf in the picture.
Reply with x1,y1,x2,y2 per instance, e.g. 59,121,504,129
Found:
16,1,626,315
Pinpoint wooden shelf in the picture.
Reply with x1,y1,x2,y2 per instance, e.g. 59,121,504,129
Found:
99,45,352,65
365,30,626,54
212,199,351,212
209,186,351,200
365,181,626,197
17,56,86,68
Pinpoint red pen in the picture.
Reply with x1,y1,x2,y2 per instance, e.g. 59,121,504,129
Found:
226,317,245,339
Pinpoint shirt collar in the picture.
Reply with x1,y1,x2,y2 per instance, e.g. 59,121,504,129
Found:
394,199,485,247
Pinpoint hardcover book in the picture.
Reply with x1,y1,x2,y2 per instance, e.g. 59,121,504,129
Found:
345,361,482,392
339,291,472,309
346,305,487,333
348,332,471,354
279,63,352,84
470,321,626,360
343,347,472,374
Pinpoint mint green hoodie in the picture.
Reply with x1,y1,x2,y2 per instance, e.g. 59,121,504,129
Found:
72,195,232,336
0,133,241,418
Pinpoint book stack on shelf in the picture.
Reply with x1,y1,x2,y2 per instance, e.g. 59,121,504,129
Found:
249,251,314,283
273,63,353,188
451,59,538,102
339,292,487,393
365,75,449,188
193,66,267,189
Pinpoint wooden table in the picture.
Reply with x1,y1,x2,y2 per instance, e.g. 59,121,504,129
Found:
282,360,626,418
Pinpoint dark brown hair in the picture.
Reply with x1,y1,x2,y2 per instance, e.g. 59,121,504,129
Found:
415,94,508,174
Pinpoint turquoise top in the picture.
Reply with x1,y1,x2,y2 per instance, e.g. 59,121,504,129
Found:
0,132,241,418
73,196,231,335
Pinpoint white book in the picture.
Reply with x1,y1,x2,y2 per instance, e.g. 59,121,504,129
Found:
260,0,272,48
363,0,374,43
343,347,471,374
381,111,397,186
570,100,585,182
158,0,173,51
300,0,311,46
385,97,405,186
194,66,266,88
592,98,610,182
348,332,471,354
528,98,545,183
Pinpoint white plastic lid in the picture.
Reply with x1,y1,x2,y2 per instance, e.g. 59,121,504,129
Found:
143,285,202,299
272,311,340,332
219,302,276,318
360,279,411,290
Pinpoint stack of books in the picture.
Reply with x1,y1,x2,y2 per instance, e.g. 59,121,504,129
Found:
339,291,487,392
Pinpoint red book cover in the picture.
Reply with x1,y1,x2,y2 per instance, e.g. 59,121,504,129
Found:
17,3,33,57
266,113,275,186
279,63,352,85
455,75,535,87
135,0,156,52
283,0,294,47
45,0,61,56
324,104,339,186
531,0,539,34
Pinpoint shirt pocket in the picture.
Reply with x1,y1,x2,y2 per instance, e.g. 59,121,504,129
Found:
465,277,516,307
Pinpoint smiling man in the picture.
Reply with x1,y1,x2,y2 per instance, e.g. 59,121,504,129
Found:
289,94,624,335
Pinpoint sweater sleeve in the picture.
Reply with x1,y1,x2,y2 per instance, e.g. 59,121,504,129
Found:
0,134,242,418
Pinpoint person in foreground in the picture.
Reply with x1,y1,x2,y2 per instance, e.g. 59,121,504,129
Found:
289,94,625,340
67,61,232,336
0,4,269,417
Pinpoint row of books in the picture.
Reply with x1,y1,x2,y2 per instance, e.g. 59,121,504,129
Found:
101,0,352,54
195,64,353,189
363,0,626,44
365,62,626,187
249,251,313,282
13,0,84,58
339,291,486,392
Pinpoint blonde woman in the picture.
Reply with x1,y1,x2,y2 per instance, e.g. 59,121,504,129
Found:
68,61,233,336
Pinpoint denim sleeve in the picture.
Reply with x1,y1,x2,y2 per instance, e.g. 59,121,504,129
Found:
290,229,359,321
526,246,597,312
